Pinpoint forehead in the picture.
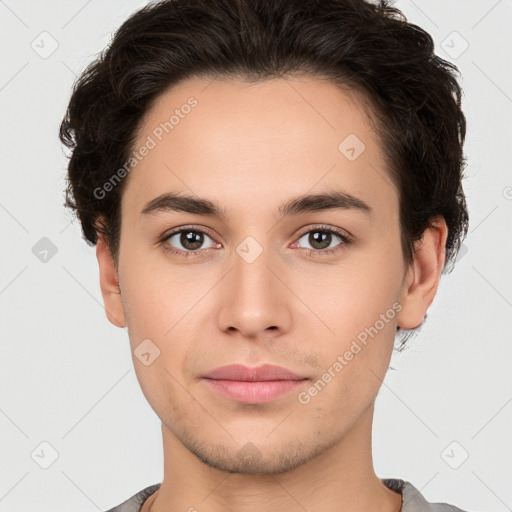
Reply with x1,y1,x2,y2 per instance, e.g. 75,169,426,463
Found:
123,75,396,219
136,75,380,155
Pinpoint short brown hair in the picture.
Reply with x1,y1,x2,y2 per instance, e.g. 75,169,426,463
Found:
59,0,469,348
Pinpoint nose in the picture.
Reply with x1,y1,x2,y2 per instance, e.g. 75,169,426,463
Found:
216,241,292,340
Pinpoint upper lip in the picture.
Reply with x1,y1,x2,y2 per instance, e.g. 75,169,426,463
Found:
203,364,307,381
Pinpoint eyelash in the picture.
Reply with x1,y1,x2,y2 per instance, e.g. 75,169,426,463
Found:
159,224,352,259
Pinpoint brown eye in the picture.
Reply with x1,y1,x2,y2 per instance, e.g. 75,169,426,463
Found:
297,228,346,252
180,231,204,250
164,229,216,252
307,230,333,250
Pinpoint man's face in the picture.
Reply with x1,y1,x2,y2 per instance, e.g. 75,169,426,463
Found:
113,76,409,474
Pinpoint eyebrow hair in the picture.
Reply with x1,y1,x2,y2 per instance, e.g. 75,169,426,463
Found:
140,191,373,219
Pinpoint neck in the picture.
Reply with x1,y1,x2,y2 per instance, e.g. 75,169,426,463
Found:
146,403,402,512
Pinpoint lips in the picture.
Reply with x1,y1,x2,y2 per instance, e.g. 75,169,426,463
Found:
203,364,309,404
202,364,306,381
201,364,309,404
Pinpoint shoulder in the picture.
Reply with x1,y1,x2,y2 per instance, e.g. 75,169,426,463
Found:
383,478,469,512
107,479,470,512
103,483,161,512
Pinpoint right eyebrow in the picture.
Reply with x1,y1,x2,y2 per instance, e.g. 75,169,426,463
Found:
140,192,227,219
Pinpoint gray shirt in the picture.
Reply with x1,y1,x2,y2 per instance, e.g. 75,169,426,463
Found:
104,479,469,511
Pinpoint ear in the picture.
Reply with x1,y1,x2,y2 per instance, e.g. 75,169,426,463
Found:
96,232,127,328
397,216,448,330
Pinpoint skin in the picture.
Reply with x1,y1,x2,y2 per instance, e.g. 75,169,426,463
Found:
96,76,447,512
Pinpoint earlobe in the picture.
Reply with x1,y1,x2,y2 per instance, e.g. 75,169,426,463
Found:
396,217,448,330
96,233,127,328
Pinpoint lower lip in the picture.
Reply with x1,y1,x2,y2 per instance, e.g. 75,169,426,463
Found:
202,378,308,404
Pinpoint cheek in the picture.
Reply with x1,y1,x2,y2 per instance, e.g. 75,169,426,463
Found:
131,353,190,427
119,250,187,334
294,259,400,341
298,315,397,421
295,247,401,385
119,254,207,371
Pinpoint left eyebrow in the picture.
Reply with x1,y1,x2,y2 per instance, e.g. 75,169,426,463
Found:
279,191,373,218
140,190,373,219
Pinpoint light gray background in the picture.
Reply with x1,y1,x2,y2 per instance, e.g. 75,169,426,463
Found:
1,0,511,510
